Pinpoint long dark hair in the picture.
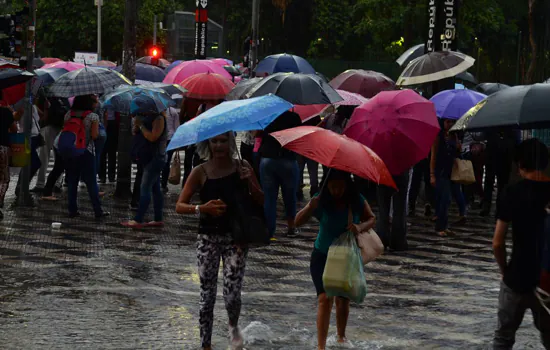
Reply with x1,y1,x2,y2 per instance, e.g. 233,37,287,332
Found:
319,169,363,212
71,94,97,111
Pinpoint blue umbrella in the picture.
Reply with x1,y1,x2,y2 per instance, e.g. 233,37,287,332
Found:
115,63,166,83
101,86,175,115
255,53,316,75
430,89,487,120
165,60,184,74
167,94,293,151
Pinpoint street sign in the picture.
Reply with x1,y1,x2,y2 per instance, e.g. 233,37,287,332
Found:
94,0,103,6
74,52,98,64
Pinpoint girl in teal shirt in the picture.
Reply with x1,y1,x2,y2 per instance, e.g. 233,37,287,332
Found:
296,170,375,350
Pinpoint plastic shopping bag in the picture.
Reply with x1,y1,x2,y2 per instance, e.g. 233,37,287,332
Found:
322,232,367,303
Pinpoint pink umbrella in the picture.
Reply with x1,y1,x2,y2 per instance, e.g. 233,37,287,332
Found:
43,61,85,71
293,104,329,122
41,57,62,64
344,89,439,175
163,60,232,84
210,58,232,66
330,70,395,98
335,89,369,106
95,60,117,68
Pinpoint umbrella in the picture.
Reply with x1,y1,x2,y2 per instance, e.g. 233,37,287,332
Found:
247,73,343,105
144,82,187,96
168,94,293,150
41,57,62,64
255,53,316,75
137,56,170,68
329,70,395,98
474,82,510,95
224,65,242,77
270,126,396,188
226,77,263,100
334,89,369,106
0,69,35,90
396,44,425,67
316,72,329,83
210,58,233,66
397,51,475,86
95,60,117,68
163,59,232,84
33,58,45,68
115,63,166,83
455,71,477,85
344,89,440,175
43,61,85,72
0,59,20,69
165,60,184,74
293,104,329,122
33,68,69,87
101,86,175,115
179,72,235,100
451,84,550,131
430,89,487,120
48,67,132,98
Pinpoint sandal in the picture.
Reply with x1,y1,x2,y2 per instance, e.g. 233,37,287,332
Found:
145,221,164,227
436,231,448,237
121,220,144,228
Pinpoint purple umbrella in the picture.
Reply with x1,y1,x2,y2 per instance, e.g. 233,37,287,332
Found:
429,89,487,120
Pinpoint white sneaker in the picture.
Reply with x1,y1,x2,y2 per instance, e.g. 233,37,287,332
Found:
229,326,244,350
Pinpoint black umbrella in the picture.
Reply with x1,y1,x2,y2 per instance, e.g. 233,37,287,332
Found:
315,71,329,83
226,77,263,101
474,82,510,95
397,51,475,86
455,71,477,85
34,68,69,87
223,65,242,77
396,44,425,67
246,73,343,105
451,84,550,131
33,58,45,68
0,69,35,89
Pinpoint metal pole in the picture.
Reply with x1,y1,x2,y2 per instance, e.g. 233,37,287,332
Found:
516,31,522,85
97,0,102,60
250,0,259,76
153,14,157,46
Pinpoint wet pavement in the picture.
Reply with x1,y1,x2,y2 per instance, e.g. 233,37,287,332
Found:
0,165,546,349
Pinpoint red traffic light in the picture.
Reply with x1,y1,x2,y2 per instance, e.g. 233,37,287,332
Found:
150,47,160,58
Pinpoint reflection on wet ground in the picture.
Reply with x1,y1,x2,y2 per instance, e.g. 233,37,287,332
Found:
0,181,546,349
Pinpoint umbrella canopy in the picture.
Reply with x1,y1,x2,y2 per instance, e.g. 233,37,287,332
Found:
179,72,235,100
95,60,117,68
43,61,85,72
344,89,439,175
41,57,62,64
247,73,343,105
33,68,69,87
115,63,166,83
163,59,232,84
255,53,316,75
142,82,187,96
329,70,395,98
270,126,396,188
136,56,170,68
48,67,132,98
316,72,329,83
0,59,20,69
334,89,369,106
430,89,487,120
165,60,184,74
168,94,293,150
33,58,45,68
0,69,35,90
293,104,329,122
210,58,233,66
101,86,175,115
226,77,263,101
396,44,425,67
397,51,475,86
474,82,510,95
224,65,242,77
455,71,477,85
451,84,550,131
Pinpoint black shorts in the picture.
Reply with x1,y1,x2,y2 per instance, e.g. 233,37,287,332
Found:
310,249,328,296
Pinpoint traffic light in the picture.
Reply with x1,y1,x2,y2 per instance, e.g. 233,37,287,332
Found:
0,14,16,57
149,46,161,66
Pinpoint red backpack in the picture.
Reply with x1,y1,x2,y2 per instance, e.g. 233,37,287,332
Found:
57,111,90,158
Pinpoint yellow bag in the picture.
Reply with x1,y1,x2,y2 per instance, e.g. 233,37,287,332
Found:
451,159,476,185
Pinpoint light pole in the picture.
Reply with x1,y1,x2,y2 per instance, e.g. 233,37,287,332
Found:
96,0,102,60
250,0,260,76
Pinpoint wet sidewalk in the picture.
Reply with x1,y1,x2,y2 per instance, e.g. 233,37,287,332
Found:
0,180,546,349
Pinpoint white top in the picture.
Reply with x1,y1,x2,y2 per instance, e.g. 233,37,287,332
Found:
165,107,180,140
15,99,40,136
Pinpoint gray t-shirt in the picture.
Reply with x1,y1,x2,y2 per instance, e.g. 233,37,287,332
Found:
54,111,100,154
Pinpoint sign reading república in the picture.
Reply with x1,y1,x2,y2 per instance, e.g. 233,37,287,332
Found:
425,0,460,53
194,0,208,58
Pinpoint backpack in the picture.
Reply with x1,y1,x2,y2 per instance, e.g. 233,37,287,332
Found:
47,98,70,128
58,111,90,159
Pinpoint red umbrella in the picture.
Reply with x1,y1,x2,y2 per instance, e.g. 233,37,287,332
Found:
41,57,62,64
329,70,395,98
270,126,396,188
0,59,20,69
293,104,329,122
1,83,26,105
335,89,369,106
179,72,235,100
344,89,439,175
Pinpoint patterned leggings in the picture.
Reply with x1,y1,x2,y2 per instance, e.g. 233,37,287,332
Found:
197,233,248,348
0,146,9,208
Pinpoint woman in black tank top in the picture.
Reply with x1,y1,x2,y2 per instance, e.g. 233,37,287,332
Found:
176,131,263,350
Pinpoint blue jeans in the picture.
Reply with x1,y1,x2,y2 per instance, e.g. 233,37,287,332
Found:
260,157,299,236
134,155,166,223
451,182,466,217
66,151,102,215
435,175,452,231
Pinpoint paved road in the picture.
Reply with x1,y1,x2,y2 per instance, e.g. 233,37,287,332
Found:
0,164,545,349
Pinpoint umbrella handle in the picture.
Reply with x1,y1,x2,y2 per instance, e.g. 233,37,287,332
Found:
318,167,332,195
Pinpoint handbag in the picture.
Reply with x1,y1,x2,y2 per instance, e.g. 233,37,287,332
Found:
451,159,476,185
348,207,384,265
168,152,181,185
230,161,270,247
